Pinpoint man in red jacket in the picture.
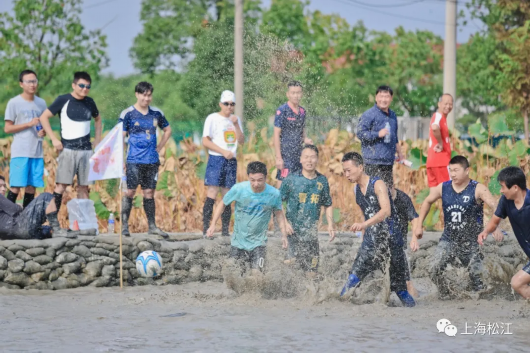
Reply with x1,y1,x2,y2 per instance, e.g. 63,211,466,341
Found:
426,94,453,189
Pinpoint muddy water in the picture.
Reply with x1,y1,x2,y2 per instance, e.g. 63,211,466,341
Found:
1,234,530,352
1,277,529,352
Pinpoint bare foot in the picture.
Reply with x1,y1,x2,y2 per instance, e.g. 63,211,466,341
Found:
283,258,296,265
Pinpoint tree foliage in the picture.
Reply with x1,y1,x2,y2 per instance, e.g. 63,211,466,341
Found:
0,0,108,102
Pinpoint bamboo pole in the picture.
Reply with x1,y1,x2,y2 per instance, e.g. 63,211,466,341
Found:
119,180,123,289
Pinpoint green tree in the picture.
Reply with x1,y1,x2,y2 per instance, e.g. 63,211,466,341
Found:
0,0,108,104
468,0,530,140
131,0,262,74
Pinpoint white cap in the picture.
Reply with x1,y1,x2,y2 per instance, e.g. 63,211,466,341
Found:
220,90,236,103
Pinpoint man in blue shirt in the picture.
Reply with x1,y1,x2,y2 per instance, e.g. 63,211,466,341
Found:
356,85,404,186
206,162,290,274
478,167,530,299
119,82,172,238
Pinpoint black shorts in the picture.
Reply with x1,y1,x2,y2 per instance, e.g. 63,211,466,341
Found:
230,246,266,271
287,236,320,272
126,163,159,190
364,164,393,187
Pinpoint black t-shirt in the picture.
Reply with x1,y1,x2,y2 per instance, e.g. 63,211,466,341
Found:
495,190,530,259
394,189,419,242
0,194,22,237
48,93,99,150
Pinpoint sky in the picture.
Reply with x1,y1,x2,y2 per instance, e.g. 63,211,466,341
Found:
0,0,481,77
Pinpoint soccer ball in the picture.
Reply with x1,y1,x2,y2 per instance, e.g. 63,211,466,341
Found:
136,250,163,277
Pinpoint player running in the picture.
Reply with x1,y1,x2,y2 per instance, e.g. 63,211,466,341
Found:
280,145,335,278
412,155,503,298
206,162,290,274
478,167,530,299
392,187,420,297
340,152,415,307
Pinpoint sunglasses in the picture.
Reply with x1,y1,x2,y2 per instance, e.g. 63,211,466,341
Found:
222,102,235,107
77,83,91,89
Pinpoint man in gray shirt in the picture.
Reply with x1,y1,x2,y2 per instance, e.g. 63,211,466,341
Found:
4,70,47,208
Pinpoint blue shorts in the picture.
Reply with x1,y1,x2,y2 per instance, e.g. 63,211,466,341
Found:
205,155,237,188
276,160,301,181
9,157,44,188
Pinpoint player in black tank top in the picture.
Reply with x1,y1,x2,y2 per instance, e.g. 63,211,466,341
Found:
340,152,415,307
413,156,503,298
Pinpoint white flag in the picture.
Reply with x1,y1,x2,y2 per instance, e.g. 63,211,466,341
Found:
88,122,124,181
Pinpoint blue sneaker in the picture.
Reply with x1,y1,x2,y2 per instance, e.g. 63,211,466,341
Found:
340,274,360,296
396,290,416,307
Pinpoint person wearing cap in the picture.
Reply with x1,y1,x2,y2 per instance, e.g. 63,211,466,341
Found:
202,90,245,237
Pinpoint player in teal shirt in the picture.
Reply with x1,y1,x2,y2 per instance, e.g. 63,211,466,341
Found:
206,161,290,274
281,145,335,276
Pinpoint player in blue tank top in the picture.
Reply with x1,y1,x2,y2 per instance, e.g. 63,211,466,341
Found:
413,156,503,298
340,152,415,307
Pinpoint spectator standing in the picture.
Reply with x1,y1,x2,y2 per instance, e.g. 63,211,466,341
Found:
119,82,172,238
356,85,404,187
38,72,102,214
202,90,245,237
4,70,47,208
426,94,454,189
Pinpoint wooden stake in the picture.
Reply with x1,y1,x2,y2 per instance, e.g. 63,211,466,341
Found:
119,181,123,289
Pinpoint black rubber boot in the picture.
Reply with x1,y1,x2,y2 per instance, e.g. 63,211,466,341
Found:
144,198,168,239
46,211,77,239
121,196,133,236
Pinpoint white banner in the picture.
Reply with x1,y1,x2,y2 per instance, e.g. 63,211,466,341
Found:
88,122,124,181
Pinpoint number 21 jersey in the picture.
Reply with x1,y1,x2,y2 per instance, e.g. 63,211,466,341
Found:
441,180,484,242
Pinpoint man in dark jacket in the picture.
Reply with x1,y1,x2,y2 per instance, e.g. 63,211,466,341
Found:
0,175,73,239
356,85,404,186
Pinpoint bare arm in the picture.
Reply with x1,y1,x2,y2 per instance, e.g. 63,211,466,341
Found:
351,180,391,231
202,136,231,158
476,183,505,242
274,127,284,170
274,209,291,249
39,109,63,151
431,124,443,148
303,127,313,144
232,117,245,144
4,119,40,134
157,125,172,153
413,184,442,239
325,206,335,242
478,215,503,245
206,201,226,237
476,183,497,211
93,115,102,148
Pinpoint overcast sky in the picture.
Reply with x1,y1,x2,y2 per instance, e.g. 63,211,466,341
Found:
0,0,480,77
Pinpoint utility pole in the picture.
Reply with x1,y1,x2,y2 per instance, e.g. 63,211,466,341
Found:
443,0,457,130
234,0,244,119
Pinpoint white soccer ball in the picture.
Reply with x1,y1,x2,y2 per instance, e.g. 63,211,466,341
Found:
136,250,163,278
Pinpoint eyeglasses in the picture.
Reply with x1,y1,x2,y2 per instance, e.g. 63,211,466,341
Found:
23,80,38,85
222,102,235,107
77,83,91,89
